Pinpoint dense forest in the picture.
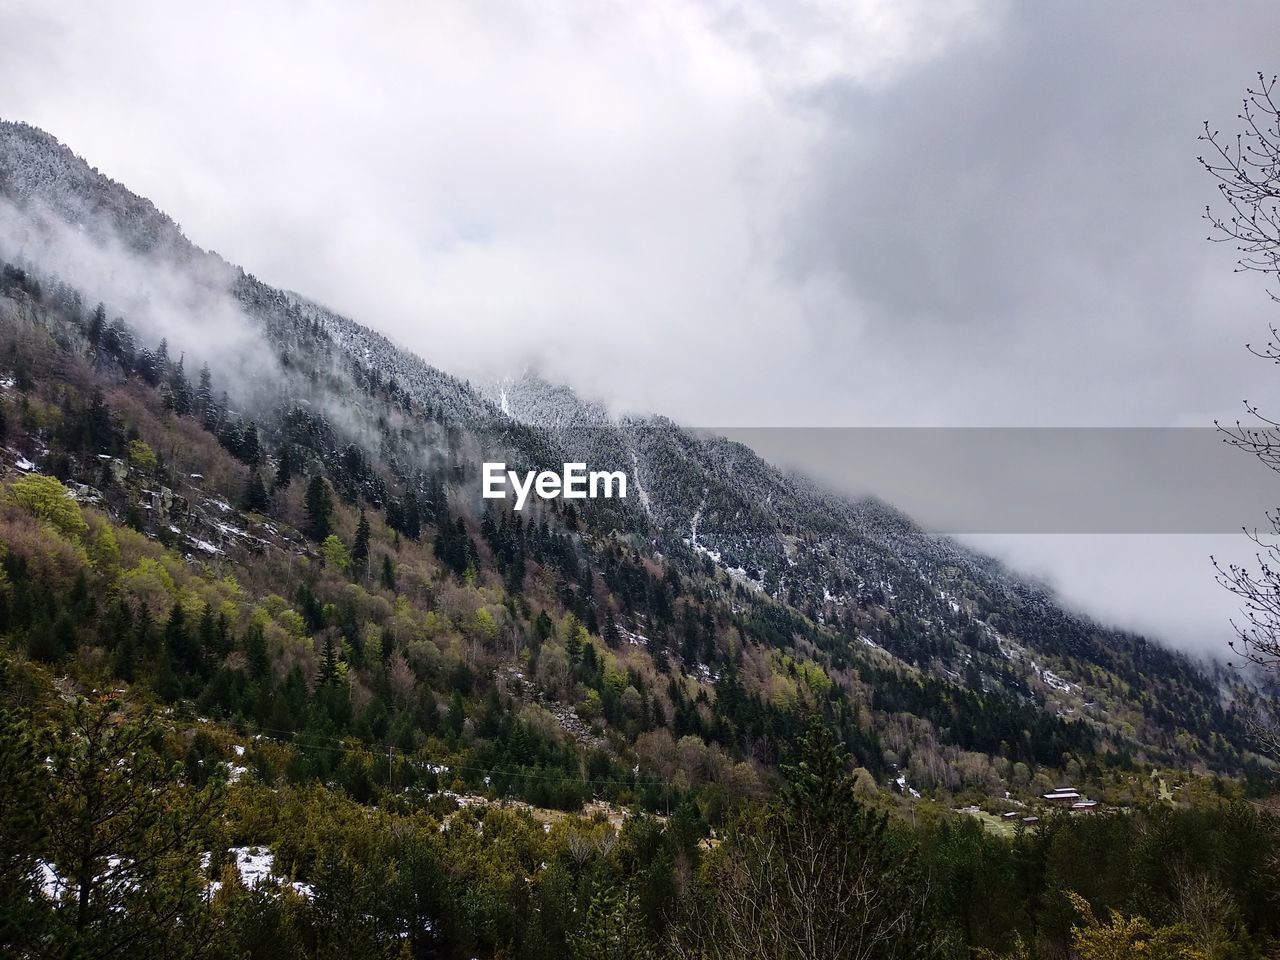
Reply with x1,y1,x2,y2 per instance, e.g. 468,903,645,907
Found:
3,665,1277,959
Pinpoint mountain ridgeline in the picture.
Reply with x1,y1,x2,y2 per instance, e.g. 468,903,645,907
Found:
0,116,1264,801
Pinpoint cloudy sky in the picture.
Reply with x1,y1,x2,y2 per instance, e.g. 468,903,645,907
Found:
3,0,1279,653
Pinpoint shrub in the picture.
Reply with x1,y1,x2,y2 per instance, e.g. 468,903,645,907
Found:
6,474,87,539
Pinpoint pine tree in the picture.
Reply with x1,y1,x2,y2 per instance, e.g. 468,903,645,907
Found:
243,623,270,681
380,554,397,590
351,511,371,576
88,303,106,348
104,320,133,367
319,634,340,685
204,391,229,434
136,348,160,387
447,692,465,738
273,444,295,491
428,476,448,525
534,611,554,644
164,601,203,678
241,422,261,469
168,357,192,416
84,388,114,454
194,363,213,420
564,614,584,663
304,475,333,542
0,693,50,953
42,699,221,959
241,472,269,513
403,490,421,541
196,605,217,672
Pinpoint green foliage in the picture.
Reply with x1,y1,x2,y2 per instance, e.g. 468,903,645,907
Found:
127,438,158,472
321,535,350,572
568,884,647,960
0,683,50,954
7,473,88,539
685,721,947,960
1068,891,1208,960
40,697,222,959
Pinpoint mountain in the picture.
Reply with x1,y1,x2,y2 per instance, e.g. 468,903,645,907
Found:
0,116,1265,811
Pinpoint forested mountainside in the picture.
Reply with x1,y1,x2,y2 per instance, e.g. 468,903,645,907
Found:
0,119,1277,959
0,117,1258,783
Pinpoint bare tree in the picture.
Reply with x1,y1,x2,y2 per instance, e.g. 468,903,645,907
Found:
1201,75,1280,758
671,723,940,960
1201,74,1280,291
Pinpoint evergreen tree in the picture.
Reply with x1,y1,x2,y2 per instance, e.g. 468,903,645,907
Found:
403,490,421,541
380,554,396,591
428,476,448,525
164,602,202,678
84,388,114,454
244,623,270,681
218,420,243,459
273,443,295,491
41,699,221,959
136,348,160,387
0,692,50,953
241,422,261,469
319,634,340,685
304,475,333,542
196,605,218,671
447,692,466,738
242,471,269,513
167,356,192,416
351,510,371,576
194,363,213,420
87,303,106,349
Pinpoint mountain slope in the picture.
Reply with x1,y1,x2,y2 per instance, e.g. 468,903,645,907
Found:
0,117,1264,812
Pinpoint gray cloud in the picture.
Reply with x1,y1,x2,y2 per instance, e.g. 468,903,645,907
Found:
0,0,1276,656
785,2,1280,426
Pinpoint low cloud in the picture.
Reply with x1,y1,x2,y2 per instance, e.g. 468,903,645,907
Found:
0,195,279,405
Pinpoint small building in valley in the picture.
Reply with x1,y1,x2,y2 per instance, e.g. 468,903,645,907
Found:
1043,789,1080,805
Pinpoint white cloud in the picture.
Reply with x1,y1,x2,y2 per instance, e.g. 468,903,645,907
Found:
0,0,1001,426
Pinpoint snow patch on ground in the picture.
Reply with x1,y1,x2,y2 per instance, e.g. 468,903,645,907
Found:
894,773,921,799
206,846,315,900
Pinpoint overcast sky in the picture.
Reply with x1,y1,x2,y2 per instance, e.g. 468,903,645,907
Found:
3,0,1279,655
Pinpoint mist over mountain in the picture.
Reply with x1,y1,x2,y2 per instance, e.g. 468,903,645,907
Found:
0,117,1258,772
3,95,1280,959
